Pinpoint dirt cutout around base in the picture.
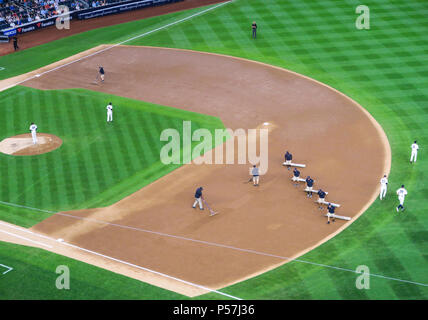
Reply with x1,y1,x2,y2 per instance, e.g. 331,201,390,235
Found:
0,133,62,156
0,46,390,297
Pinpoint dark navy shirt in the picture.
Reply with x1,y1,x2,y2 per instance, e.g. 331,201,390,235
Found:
306,178,314,187
285,152,292,161
99,67,105,75
318,190,326,198
293,169,300,177
328,205,335,214
195,187,203,198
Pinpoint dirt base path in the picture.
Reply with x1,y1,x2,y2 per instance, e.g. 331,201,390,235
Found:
0,0,227,56
17,46,389,295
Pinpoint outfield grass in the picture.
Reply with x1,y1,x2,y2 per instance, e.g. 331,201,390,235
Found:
0,0,427,299
0,86,225,226
0,241,189,299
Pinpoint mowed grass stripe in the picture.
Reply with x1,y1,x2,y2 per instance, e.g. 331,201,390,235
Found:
0,87,225,214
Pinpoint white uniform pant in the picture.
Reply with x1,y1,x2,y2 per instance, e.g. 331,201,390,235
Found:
107,110,113,122
193,197,203,209
317,197,325,204
284,160,291,165
410,150,417,162
379,185,387,200
31,131,37,144
398,196,405,206
253,176,259,185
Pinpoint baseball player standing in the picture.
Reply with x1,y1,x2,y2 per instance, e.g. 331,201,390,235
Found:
192,186,204,210
29,122,38,144
410,140,419,163
106,102,113,122
252,165,260,186
379,174,388,200
396,185,408,212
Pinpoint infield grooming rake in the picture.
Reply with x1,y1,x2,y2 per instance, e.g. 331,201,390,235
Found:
202,199,218,216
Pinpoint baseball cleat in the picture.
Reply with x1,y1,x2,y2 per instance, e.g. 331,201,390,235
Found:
396,207,399,212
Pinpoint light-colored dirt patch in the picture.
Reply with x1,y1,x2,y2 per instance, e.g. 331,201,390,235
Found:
0,133,62,156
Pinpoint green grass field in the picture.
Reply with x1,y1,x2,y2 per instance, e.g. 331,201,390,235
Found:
0,0,427,299
0,86,225,227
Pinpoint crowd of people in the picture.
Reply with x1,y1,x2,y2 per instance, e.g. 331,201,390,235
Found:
0,0,124,30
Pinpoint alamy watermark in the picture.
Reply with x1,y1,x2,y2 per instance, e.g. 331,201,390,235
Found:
160,121,269,174
55,6,71,30
356,5,370,30
55,265,70,290
355,265,370,289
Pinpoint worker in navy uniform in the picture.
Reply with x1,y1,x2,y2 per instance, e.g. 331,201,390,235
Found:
326,203,336,224
99,66,105,82
317,188,326,208
13,36,19,51
252,21,257,38
284,151,293,169
192,186,204,210
292,167,300,186
305,176,314,197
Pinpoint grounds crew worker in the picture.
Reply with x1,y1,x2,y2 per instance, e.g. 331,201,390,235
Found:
192,186,204,210
13,36,19,51
292,167,300,186
305,176,314,198
326,203,336,224
317,189,326,204
99,66,105,82
284,151,292,169
251,21,257,38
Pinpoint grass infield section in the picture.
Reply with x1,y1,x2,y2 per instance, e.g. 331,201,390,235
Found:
0,0,427,300
0,86,226,227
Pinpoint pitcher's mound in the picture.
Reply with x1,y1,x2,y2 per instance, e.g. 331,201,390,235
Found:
0,133,62,156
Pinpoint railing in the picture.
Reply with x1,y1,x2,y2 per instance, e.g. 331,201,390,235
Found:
1,0,183,35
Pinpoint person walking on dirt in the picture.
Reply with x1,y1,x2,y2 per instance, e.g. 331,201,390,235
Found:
292,167,300,186
284,151,292,169
305,176,314,198
98,66,105,82
192,186,204,210
326,203,336,224
317,189,326,206
251,165,259,186
13,36,19,51
252,21,257,38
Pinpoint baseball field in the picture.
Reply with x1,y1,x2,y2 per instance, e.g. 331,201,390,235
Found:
0,0,427,300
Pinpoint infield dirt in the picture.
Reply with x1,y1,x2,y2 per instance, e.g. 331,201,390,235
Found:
14,46,390,295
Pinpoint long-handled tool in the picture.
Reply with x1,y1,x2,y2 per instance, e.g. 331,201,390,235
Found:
202,198,218,216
